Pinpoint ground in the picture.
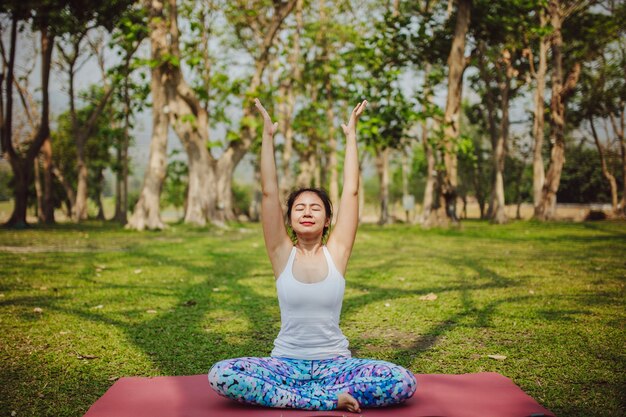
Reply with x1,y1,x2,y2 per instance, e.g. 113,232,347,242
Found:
0,220,624,416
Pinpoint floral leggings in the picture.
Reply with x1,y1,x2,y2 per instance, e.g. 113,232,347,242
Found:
208,356,417,410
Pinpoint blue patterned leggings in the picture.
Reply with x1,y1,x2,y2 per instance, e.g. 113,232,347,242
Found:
208,356,417,410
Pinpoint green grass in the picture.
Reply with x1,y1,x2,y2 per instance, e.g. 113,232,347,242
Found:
1,220,625,416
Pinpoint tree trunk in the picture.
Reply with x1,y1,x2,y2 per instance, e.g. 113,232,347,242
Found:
608,111,625,216
423,162,451,228
421,121,436,223
249,159,261,222
52,164,76,213
296,150,316,188
420,63,437,225
215,1,297,221
536,0,581,220
358,166,365,223
215,150,238,224
115,141,122,221
278,82,295,202
327,106,338,211
320,0,338,210
74,146,89,221
490,54,513,224
476,42,501,221
532,9,548,210
589,116,618,213
170,97,217,225
114,118,130,224
95,169,105,220
72,85,114,222
314,152,321,188
9,160,31,228
127,0,171,230
41,137,54,223
3,17,54,228
164,0,220,226
472,139,487,219
34,139,54,224
401,147,410,222
441,0,471,221
34,156,44,221
375,147,391,225
278,0,303,203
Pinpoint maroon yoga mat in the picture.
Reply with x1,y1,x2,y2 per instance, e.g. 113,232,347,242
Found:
83,372,554,417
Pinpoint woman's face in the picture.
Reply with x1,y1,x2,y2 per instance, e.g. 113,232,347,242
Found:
289,191,330,239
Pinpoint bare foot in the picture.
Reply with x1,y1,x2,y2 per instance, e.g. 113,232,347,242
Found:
337,392,361,413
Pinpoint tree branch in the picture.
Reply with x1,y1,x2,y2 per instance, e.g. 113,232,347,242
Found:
560,62,581,101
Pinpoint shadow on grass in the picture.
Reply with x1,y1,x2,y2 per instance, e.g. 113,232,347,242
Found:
3,221,623,417
340,251,524,366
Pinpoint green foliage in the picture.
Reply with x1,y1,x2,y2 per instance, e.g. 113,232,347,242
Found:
231,181,252,217
1,0,134,35
562,6,622,70
0,163,12,201
389,148,429,204
347,11,420,154
557,143,621,204
51,84,119,207
161,151,188,212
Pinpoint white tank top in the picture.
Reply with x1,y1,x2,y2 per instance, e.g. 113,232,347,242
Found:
271,246,351,360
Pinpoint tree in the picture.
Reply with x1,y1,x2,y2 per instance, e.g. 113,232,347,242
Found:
569,1,626,216
51,86,121,220
127,0,172,230
556,143,617,204
408,0,472,227
109,7,149,224
128,0,297,230
277,0,303,203
524,0,550,211
534,1,616,219
56,29,115,221
0,0,133,227
161,150,188,220
1,3,56,227
461,102,492,218
439,0,471,223
470,0,530,223
346,4,418,225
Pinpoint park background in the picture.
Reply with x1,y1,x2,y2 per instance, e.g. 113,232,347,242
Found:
1,0,625,416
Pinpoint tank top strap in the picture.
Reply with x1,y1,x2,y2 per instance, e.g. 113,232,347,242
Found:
287,246,297,268
277,247,297,281
322,246,338,275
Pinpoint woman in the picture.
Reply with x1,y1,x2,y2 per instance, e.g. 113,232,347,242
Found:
208,98,417,412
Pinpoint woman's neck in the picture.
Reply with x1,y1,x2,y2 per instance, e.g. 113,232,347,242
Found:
295,235,324,253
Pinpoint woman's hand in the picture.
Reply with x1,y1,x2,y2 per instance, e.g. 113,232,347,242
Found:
254,98,278,136
341,100,368,137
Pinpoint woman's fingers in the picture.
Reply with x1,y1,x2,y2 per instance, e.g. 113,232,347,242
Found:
350,100,368,121
254,98,271,120
355,99,368,116
255,98,277,134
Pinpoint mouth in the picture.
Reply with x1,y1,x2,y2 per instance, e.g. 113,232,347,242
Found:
300,221,315,226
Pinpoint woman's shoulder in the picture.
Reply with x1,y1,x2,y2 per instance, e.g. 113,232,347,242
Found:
324,241,351,277
270,241,296,279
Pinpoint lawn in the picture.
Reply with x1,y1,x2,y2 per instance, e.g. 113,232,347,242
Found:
0,220,625,416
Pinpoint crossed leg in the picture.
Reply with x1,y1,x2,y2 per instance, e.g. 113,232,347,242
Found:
208,356,417,411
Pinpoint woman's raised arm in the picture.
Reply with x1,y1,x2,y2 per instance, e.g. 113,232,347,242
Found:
327,100,367,275
255,99,292,277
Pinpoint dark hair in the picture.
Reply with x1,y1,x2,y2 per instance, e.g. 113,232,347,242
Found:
286,188,333,239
